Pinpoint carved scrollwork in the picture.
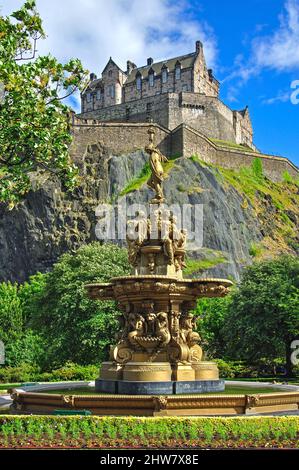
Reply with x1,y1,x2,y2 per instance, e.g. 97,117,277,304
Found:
152,395,168,411
62,395,75,408
246,395,260,408
189,344,203,363
155,282,169,292
113,342,133,364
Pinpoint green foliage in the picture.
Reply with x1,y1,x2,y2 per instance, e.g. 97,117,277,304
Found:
0,1,88,204
3,331,44,367
119,154,179,196
223,255,299,375
119,162,151,196
29,242,130,368
0,276,46,366
251,157,264,179
0,282,23,342
40,362,98,382
184,256,227,277
0,243,129,370
282,170,293,184
248,242,264,258
0,416,298,448
0,362,97,383
194,296,232,357
0,363,39,383
18,272,48,325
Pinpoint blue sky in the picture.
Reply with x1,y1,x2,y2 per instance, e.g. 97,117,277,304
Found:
2,0,299,165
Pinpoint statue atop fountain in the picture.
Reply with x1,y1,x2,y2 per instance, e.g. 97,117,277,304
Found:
145,126,168,204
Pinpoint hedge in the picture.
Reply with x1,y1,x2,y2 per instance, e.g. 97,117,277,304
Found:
0,362,98,384
214,359,299,379
0,416,298,448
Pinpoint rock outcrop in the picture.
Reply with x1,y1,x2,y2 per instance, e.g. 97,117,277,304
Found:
0,143,297,283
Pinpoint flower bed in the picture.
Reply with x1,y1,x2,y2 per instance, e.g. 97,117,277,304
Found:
0,416,298,449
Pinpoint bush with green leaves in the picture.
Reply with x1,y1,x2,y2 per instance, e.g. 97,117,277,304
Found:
28,242,130,368
0,281,44,367
0,362,98,383
223,255,299,376
194,295,232,358
0,363,39,383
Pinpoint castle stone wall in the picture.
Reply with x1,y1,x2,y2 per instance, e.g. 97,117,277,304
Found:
79,92,240,143
70,119,171,159
168,93,236,142
70,118,298,183
179,124,298,182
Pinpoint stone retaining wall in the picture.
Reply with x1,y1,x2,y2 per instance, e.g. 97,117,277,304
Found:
70,117,298,182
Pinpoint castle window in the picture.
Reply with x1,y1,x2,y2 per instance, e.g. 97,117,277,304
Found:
86,92,92,102
162,69,168,83
108,70,112,77
175,66,181,80
136,75,142,90
108,84,115,98
149,72,154,87
96,90,101,100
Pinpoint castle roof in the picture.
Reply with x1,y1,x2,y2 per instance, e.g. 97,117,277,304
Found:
125,52,197,84
86,78,103,91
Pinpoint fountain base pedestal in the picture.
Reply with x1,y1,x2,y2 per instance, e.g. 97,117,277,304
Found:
96,360,222,395
95,378,225,395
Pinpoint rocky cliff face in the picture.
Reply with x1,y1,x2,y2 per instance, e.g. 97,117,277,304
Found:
0,144,297,283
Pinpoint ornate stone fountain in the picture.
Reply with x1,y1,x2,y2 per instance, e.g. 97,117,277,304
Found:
85,128,233,395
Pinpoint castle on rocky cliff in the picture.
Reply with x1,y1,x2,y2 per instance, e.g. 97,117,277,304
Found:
76,41,298,182
79,41,254,149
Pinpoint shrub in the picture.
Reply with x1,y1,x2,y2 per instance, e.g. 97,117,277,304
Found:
0,363,40,383
40,362,98,382
0,362,98,384
222,255,299,377
28,242,130,368
0,279,45,367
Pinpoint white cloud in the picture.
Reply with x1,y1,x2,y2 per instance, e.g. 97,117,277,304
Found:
253,0,299,71
261,90,291,105
221,0,299,99
1,0,217,75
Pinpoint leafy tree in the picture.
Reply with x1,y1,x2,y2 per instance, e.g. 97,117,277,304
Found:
194,296,232,358
3,330,44,367
0,280,44,366
18,272,48,325
223,255,299,376
29,243,130,368
0,1,88,204
0,282,23,343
